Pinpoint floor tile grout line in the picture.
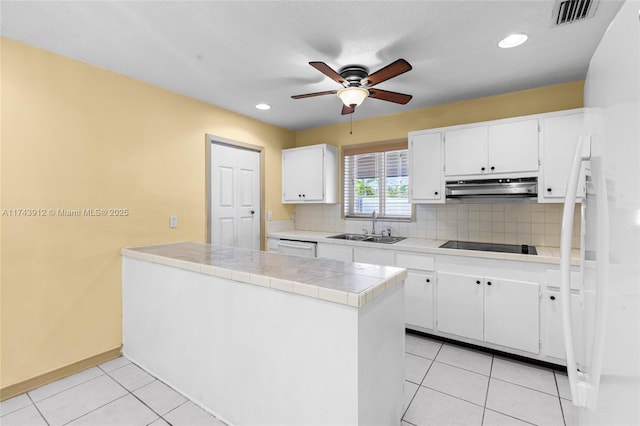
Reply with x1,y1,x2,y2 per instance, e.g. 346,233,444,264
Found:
28,370,106,405
420,383,487,409
431,359,492,377
102,368,169,423
401,342,443,420
483,407,539,426
60,393,132,426
480,354,495,426
554,372,569,426
489,376,560,398
27,391,50,426
97,359,132,375
161,399,193,424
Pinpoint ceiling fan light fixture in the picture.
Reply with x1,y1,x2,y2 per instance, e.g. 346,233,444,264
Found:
337,87,369,107
498,33,528,48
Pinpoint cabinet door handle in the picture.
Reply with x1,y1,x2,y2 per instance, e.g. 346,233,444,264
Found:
490,166,495,171
487,281,492,286
476,280,481,285
550,295,556,300
481,167,486,171
434,191,439,195
425,278,430,283
547,188,552,193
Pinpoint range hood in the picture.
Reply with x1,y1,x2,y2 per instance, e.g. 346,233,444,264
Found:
445,177,538,199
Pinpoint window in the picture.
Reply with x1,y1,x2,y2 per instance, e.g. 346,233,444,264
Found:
343,141,412,220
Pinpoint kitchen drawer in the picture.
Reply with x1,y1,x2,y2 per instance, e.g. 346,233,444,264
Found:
353,247,395,266
546,269,581,291
396,252,435,271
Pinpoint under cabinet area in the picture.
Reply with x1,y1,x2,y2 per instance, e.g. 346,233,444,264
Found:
282,144,338,203
444,118,539,177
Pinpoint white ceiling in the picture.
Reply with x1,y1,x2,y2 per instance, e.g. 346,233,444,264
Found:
1,1,624,131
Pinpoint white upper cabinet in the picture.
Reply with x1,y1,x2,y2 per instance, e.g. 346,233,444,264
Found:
488,120,540,174
409,131,445,204
539,111,586,202
443,127,488,177
282,144,338,203
444,119,539,177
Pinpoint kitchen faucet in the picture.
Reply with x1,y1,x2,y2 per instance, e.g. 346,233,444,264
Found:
371,210,377,235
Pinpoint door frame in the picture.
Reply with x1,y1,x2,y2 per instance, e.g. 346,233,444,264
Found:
205,134,265,250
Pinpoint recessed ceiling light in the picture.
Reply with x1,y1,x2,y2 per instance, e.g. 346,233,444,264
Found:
498,33,528,49
255,103,271,110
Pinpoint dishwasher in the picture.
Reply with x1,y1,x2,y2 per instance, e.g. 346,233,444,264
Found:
276,239,317,257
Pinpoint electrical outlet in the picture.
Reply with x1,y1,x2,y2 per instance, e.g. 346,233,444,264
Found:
292,214,296,223
169,215,178,228
267,210,273,221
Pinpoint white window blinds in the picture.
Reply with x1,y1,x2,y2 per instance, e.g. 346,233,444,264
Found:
343,142,411,220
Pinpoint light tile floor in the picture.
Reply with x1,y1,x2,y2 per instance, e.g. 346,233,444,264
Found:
1,332,577,426
402,332,578,426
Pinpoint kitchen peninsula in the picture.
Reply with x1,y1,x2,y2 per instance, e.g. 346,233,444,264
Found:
121,242,407,426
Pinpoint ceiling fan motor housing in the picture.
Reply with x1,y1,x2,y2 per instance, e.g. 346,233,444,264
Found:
339,65,369,87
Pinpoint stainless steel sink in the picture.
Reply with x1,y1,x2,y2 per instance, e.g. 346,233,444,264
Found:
327,233,370,241
365,236,406,244
327,234,406,244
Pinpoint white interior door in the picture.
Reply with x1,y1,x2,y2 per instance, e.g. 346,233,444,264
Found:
211,143,260,250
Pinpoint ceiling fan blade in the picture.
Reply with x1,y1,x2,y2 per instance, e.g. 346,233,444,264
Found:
291,90,337,99
341,104,355,115
364,59,412,87
368,88,413,104
309,61,347,85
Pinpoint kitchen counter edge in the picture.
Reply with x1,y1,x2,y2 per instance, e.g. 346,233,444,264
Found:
267,230,581,266
121,242,407,309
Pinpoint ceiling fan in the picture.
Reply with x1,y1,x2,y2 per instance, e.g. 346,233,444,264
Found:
291,59,413,115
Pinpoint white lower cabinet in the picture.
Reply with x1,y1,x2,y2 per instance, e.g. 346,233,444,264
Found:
398,253,436,330
317,242,353,261
544,289,584,363
484,277,540,353
437,271,540,354
405,272,435,330
437,272,484,341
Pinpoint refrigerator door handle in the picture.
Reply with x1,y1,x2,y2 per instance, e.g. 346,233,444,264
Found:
560,135,591,407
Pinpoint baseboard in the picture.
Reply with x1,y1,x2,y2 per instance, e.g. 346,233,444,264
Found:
0,346,122,401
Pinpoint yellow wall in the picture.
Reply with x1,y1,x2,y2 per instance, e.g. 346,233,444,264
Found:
295,81,584,147
0,37,296,389
1,36,584,393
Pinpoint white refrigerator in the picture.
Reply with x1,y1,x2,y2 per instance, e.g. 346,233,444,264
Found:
560,1,640,425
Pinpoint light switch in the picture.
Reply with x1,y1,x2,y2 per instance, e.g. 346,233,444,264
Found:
169,215,178,228
267,210,273,221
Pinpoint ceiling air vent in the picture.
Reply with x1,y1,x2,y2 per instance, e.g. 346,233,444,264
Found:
552,0,599,25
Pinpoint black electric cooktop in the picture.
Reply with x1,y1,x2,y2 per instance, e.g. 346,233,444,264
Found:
439,240,537,255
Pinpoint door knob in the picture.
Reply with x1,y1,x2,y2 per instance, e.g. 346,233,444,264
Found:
250,210,255,215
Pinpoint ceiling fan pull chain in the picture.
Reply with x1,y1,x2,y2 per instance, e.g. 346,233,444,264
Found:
350,114,353,135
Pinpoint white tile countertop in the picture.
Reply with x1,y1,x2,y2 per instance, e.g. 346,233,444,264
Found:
268,230,581,266
121,242,407,308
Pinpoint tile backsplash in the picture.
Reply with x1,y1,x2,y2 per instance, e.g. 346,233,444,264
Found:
293,202,581,248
